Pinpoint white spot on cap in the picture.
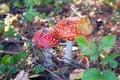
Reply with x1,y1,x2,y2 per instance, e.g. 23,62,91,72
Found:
64,27,67,30
53,38,56,41
51,41,54,44
48,41,50,43
73,29,75,32
56,40,59,43
69,25,72,27
68,30,71,33
59,33,62,36
54,42,56,45
49,39,52,41
69,37,73,40
64,32,67,35
46,37,49,39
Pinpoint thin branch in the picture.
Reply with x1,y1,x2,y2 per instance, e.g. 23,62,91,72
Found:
0,50,18,54
33,60,64,80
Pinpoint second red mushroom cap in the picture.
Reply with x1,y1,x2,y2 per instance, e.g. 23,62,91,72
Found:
55,17,82,41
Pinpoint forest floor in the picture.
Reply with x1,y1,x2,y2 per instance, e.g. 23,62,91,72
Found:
0,0,120,80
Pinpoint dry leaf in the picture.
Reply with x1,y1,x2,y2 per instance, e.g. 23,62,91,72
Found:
100,52,108,58
106,22,113,28
77,54,89,69
70,69,85,80
0,4,10,14
77,16,94,34
73,0,82,5
118,75,120,80
14,70,29,80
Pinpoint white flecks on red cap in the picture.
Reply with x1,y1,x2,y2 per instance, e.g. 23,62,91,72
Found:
33,29,59,49
55,17,82,41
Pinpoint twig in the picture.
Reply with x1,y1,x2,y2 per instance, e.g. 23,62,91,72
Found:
0,50,18,54
0,39,25,44
33,60,64,80
63,57,86,69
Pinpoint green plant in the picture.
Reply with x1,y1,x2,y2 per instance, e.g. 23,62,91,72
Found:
3,26,20,39
22,0,51,22
34,65,45,74
0,51,28,78
102,53,119,68
22,7,39,22
22,0,39,22
82,68,118,80
1,18,20,38
0,22,5,32
4,27,16,37
76,35,120,80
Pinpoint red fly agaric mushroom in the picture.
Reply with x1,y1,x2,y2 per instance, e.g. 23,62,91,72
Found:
55,17,93,64
55,17,82,64
33,28,59,69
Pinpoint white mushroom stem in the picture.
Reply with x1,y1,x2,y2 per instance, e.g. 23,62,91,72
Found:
44,48,53,65
64,41,73,64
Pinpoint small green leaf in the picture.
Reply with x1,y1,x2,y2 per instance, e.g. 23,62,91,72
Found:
0,64,9,75
0,44,3,50
20,51,28,59
102,56,111,64
110,60,118,68
102,70,118,80
34,65,45,74
43,0,51,5
102,53,119,65
90,53,99,61
34,0,42,6
39,13,46,19
11,53,21,65
9,67,19,74
4,27,16,37
81,41,98,56
11,51,28,65
22,7,38,22
82,68,118,80
109,53,120,60
82,68,101,80
81,49,96,56
1,55,11,65
76,37,99,57
24,0,34,7
98,35,116,52
76,36,90,48
19,63,26,69
0,22,5,32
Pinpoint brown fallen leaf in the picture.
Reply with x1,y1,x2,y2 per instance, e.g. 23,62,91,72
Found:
0,4,10,14
70,69,85,80
77,54,89,69
73,0,82,5
77,16,94,35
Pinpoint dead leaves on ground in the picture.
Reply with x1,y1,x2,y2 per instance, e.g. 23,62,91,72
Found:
77,16,94,35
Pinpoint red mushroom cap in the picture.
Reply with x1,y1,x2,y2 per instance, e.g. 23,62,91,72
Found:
55,17,82,41
33,28,59,49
